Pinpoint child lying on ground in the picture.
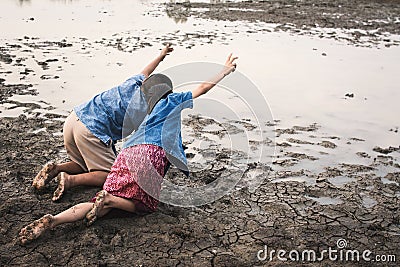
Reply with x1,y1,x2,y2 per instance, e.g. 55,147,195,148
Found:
19,53,238,245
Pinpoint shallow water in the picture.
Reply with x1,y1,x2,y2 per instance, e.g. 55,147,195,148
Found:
361,194,378,209
306,196,343,206
1,0,399,170
327,175,355,187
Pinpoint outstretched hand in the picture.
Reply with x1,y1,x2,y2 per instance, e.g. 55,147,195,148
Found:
141,44,174,78
192,52,239,99
223,53,238,76
161,44,174,58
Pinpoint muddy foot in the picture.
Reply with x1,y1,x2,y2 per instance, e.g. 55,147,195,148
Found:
19,214,53,245
85,190,107,226
32,162,58,190
52,172,68,202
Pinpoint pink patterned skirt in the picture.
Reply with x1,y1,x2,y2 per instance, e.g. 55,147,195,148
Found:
102,144,169,212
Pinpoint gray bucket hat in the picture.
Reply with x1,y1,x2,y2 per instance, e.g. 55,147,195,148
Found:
141,73,173,114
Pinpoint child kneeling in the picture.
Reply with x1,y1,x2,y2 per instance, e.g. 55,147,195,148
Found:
19,54,238,244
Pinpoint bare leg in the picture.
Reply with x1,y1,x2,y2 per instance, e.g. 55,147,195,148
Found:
102,191,137,212
56,161,85,175
52,171,108,201
85,190,137,226
20,192,139,243
19,202,106,244
32,161,85,190
52,203,100,226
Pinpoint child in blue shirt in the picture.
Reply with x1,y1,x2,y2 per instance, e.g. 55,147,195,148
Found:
32,44,173,202
19,54,238,244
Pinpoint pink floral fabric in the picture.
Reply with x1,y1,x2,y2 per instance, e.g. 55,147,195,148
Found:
102,144,168,212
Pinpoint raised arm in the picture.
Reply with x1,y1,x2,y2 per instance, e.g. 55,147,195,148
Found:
141,44,174,78
192,53,238,99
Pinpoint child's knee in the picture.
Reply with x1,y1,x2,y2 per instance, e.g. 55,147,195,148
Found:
134,201,154,214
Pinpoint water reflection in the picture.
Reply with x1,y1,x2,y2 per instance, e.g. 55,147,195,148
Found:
166,2,190,23
16,0,80,6
16,0,31,6
169,0,225,3
166,0,226,23
50,0,81,3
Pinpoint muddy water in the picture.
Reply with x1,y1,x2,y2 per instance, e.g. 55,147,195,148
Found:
1,0,398,169
1,1,399,265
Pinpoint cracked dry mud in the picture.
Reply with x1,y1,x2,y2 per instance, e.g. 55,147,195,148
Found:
1,0,400,266
1,79,399,266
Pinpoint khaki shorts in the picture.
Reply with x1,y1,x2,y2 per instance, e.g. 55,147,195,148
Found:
63,111,116,172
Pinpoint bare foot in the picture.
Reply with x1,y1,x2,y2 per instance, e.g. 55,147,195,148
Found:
52,172,70,202
32,162,58,190
19,214,53,245
85,190,107,226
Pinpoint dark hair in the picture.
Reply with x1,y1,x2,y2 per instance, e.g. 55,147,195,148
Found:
141,74,173,114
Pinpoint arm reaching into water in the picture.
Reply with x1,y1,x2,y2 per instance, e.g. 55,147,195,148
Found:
141,44,174,78
192,53,238,99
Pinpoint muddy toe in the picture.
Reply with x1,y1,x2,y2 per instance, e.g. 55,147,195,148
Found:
32,162,57,190
85,190,106,226
52,173,66,201
19,214,53,245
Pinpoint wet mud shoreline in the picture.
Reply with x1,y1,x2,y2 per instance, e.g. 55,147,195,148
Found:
1,83,399,266
1,0,400,266
167,0,400,47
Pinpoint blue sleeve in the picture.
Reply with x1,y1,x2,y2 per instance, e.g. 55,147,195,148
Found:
180,91,193,110
124,74,145,87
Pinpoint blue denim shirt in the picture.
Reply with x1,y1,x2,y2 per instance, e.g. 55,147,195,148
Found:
123,91,193,173
74,74,147,145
